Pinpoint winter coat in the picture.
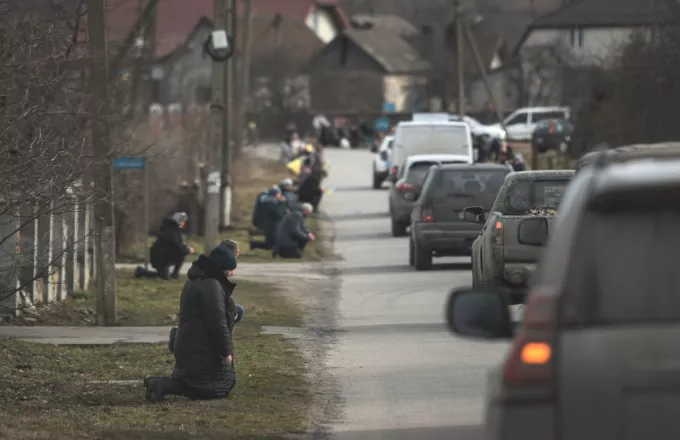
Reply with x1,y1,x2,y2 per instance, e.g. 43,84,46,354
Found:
172,255,236,399
252,192,276,229
149,217,190,268
275,210,309,251
261,199,287,238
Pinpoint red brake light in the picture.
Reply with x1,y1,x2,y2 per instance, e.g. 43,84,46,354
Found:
491,220,503,245
548,121,555,134
397,182,416,192
421,207,433,222
502,294,557,387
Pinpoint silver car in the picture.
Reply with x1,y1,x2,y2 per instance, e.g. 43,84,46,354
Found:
388,154,471,237
445,155,680,439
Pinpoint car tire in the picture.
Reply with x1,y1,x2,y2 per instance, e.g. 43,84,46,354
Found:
391,218,407,237
413,238,432,271
372,170,382,189
408,237,415,266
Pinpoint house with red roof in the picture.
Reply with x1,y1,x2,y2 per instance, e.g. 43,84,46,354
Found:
104,0,348,119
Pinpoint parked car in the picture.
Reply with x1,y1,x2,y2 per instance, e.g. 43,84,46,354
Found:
468,170,574,304
531,118,573,154
577,142,680,171
371,135,394,189
409,163,511,270
491,107,570,141
388,120,474,182
445,152,680,440
388,154,471,237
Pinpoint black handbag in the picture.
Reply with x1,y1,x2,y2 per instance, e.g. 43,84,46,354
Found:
168,327,178,353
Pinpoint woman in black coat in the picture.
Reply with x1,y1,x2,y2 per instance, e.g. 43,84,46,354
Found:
144,244,238,403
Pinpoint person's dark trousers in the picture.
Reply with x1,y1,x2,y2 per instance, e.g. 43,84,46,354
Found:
249,230,276,250
157,254,186,280
276,237,308,259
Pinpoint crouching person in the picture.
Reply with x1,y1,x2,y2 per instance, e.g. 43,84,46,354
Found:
250,186,287,251
136,212,195,280
144,243,238,403
273,202,315,259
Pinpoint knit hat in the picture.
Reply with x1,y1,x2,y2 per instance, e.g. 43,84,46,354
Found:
280,177,293,188
267,185,281,196
208,244,237,271
171,212,188,224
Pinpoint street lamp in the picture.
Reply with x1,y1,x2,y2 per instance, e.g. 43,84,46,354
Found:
204,29,234,62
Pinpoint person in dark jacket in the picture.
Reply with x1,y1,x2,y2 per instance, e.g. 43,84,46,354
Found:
273,203,315,258
135,212,195,280
144,244,238,403
297,153,325,212
250,187,287,251
279,177,302,212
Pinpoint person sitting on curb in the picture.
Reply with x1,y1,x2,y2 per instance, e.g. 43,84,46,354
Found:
272,202,315,259
250,187,288,251
144,243,238,403
135,212,195,280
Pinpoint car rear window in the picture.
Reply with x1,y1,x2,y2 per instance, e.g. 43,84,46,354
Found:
406,162,439,184
532,111,567,122
428,168,509,206
565,204,680,323
504,179,569,214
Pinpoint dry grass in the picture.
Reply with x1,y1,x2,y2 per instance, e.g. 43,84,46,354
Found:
120,154,331,263
0,272,310,439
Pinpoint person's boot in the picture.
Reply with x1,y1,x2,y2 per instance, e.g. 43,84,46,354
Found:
144,377,166,403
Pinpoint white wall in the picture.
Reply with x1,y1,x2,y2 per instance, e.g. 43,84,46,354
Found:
305,9,339,43
522,27,643,67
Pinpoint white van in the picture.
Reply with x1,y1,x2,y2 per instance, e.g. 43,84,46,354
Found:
389,120,474,180
492,106,570,141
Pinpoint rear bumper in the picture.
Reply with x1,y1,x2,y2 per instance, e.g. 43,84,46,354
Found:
413,224,480,255
502,262,537,288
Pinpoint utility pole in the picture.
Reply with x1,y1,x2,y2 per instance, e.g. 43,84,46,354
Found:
219,0,235,229
240,0,254,127
462,21,506,126
454,0,465,115
86,0,117,326
205,0,228,251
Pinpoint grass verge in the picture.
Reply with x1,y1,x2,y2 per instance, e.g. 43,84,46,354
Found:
0,272,310,439
119,154,332,263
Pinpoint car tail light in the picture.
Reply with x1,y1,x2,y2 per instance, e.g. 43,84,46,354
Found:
421,207,434,222
397,182,415,192
502,293,557,387
491,220,503,245
548,121,555,134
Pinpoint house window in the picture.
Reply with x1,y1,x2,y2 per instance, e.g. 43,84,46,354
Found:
570,28,584,48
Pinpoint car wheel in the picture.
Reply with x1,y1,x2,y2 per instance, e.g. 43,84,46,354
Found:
413,238,432,270
391,218,407,237
372,170,382,189
408,237,415,266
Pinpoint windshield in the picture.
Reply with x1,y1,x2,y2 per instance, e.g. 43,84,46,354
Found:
504,179,570,214
430,169,510,208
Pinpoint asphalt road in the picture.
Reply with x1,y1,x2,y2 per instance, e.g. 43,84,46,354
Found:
319,147,512,439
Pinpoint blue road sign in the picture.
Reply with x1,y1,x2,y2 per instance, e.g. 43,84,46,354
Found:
375,116,390,133
112,157,146,170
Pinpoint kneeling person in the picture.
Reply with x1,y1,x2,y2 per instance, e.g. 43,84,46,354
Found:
273,203,315,259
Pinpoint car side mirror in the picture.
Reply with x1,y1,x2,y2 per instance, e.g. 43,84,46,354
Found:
445,287,513,339
379,150,389,161
462,206,485,223
518,217,548,246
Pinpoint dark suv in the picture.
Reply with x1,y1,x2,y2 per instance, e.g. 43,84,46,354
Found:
445,152,680,440
409,163,511,270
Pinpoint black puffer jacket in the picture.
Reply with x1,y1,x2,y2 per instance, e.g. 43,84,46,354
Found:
171,255,236,398
150,217,190,267
274,210,309,250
